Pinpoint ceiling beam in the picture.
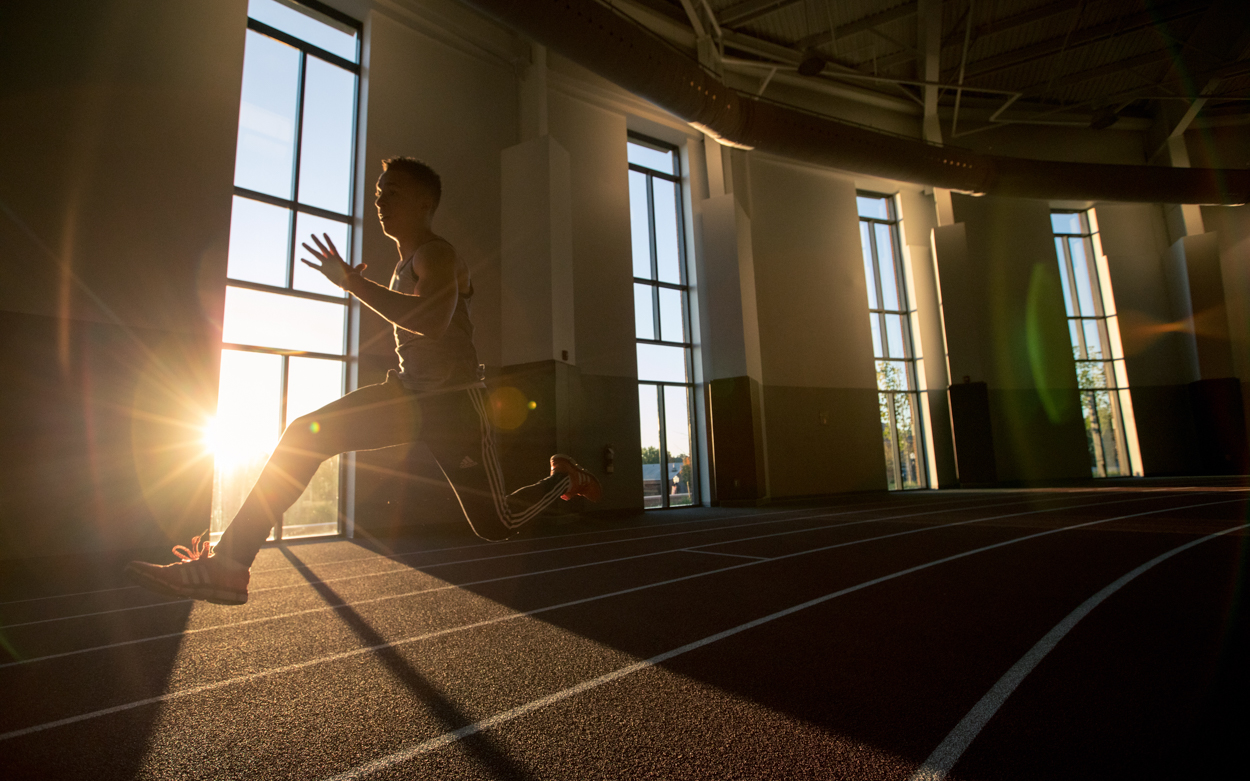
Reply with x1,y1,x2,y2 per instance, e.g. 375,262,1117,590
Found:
797,1,917,51
719,0,801,28
918,0,943,143
955,3,1205,83
855,0,1082,74
1015,48,1175,96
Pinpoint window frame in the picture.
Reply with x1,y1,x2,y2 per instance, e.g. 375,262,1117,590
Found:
628,132,699,509
858,191,928,491
1051,209,1138,478
216,1,363,541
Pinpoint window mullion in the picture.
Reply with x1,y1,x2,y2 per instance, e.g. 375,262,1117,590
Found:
287,52,309,289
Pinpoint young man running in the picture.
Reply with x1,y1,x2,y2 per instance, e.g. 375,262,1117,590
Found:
126,157,600,605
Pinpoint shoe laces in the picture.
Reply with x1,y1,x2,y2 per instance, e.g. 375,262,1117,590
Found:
172,529,213,562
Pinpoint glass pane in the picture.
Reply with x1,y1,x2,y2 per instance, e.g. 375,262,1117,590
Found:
860,222,878,310
235,30,300,198
628,142,675,175
876,360,911,391
653,179,682,284
639,385,664,509
1068,237,1096,317
634,283,655,340
1097,391,1126,477
857,196,889,220
1082,391,1104,477
629,170,652,279
875,223,899,311
248,0,358,62
879,393,898,491
286,356,344,423
210,350,283,537
1076,360,1107,390
227,196,291,286
284,456,340,538
659,287,685,343
282,355,344,539
1051,212,1082,234
664,385,694,506
636,343,687,383
222,287,346,355
894,393,923,489
1069,321,1083,359
1055,238,1075,317
292,212,349,296
1082,319,1104,359
884,314,906,359
870,314,883,358
297,57,355,215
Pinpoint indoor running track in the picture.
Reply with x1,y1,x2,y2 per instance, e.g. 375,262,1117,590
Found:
1,486,1248,780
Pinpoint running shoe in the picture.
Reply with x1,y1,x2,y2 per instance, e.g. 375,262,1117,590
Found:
550,454,603,502
125,530,250,606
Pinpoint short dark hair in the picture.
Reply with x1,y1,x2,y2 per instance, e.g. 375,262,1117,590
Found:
381,157,442,208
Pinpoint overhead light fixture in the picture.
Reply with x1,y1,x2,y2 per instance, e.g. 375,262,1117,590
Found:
1089,106,1118,130
797,50,826,77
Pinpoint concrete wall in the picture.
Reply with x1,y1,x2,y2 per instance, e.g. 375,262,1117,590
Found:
945,194,1089,483
0,0,246,558
347,8,521,533
745,156,884,497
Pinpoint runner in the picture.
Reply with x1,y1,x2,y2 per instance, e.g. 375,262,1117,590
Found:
126,157,600,605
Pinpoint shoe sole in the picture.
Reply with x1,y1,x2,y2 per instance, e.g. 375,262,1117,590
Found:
124,563,248,606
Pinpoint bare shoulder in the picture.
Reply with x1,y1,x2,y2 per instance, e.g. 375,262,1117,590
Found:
414,237,470,294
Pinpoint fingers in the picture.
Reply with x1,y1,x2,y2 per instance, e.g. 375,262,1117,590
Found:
322,232,340,257
299,259,317,269
309,234,329,254
301,241,321,258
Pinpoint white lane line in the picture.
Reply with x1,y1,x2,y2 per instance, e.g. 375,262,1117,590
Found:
677,549,768,561
0,495,1218,740
319,498,1246,780
0,493,1057,607
907,521,1249,781
1,495,1069,664
2,495,1037,629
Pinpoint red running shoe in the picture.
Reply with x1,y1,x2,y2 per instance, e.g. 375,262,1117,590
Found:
550,454,602,502
125,530,250,606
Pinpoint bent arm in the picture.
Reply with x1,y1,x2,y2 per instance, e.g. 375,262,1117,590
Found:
345,242,459,338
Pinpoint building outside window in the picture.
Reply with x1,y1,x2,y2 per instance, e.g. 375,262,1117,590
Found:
858,193,927,490
1051,210,1140,477
210,0,361,541
628,135,698,508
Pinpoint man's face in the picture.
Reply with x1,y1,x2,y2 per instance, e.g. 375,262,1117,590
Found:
374,169,430,238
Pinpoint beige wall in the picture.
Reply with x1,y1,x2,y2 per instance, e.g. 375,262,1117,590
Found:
745,155,884,496
358,10,517,371
949,194,1089,482
0,0,246,557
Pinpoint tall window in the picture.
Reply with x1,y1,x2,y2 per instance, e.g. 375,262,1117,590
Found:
210,0,361,541
1051,210,1139,477
628,136,697,508
858,193,927,490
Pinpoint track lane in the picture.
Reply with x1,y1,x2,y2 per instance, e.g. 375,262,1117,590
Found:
0,492,1235,779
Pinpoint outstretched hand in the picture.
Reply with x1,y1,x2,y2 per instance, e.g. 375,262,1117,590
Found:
301,233,366,289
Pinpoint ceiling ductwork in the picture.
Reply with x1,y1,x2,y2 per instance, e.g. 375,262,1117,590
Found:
460,0,1248,205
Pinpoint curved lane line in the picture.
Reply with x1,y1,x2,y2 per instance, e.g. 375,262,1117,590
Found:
0,494,1050,630
319,500,1246,781
907,521,1249,781
1,496,1233,744
0,494,1076,665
